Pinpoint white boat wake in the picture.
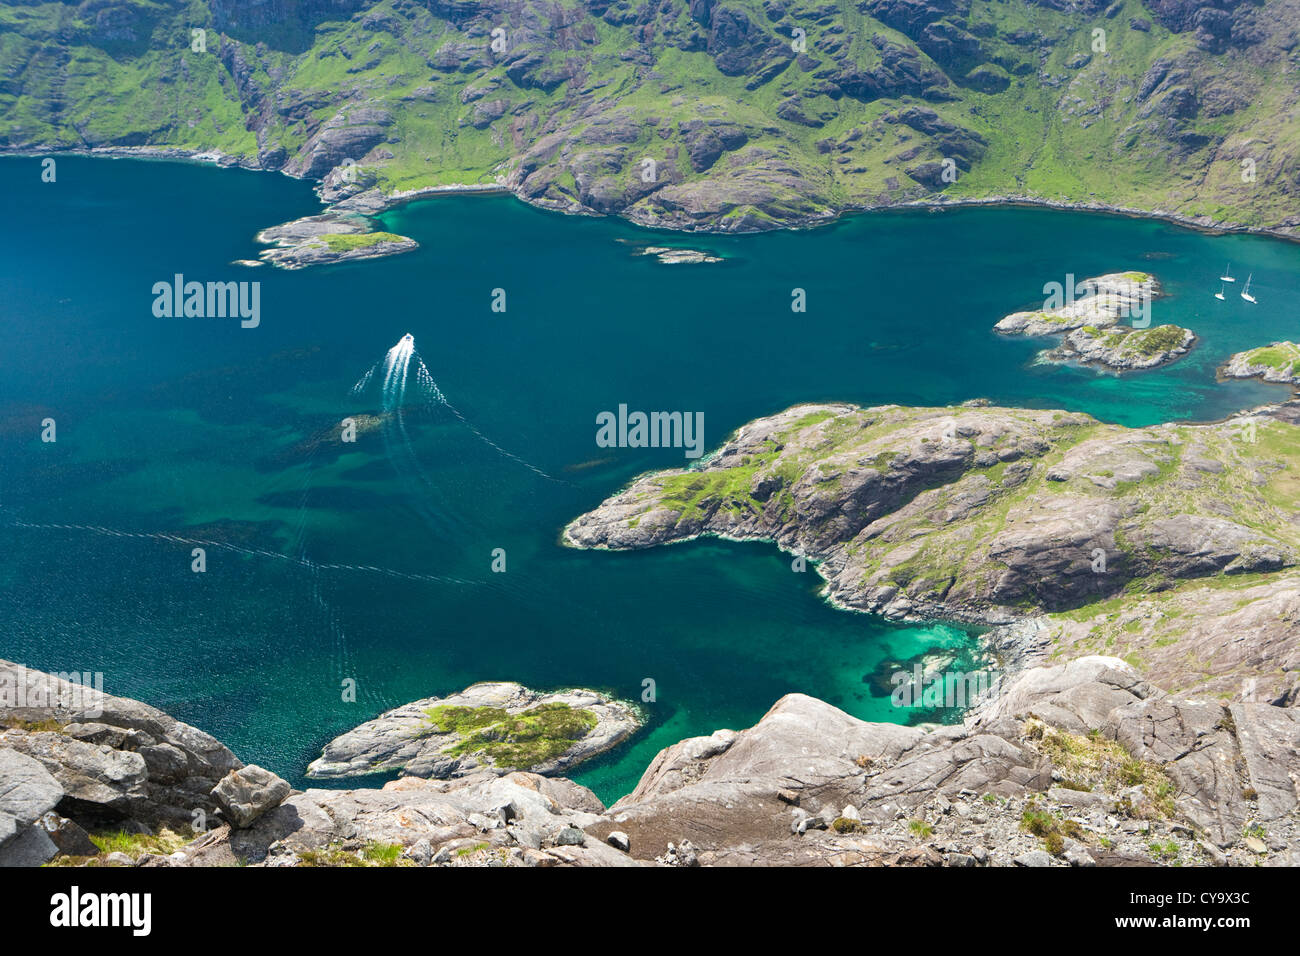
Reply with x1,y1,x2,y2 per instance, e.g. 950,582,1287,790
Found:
352,333,559,482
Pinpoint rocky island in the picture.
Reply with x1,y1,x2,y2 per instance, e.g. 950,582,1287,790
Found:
993,271,1193,372
1040,323,1197,371
306,682,640,780
994,273,1161,338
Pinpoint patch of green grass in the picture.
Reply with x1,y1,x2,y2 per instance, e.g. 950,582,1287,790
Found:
423,701,599,769
1021,802,1084,856
1120,324,1188,357
656,465,759,519
317,231,409,252
298,841,414,867
1148,840,1179,861
90,828,190,857
1,716,63,732
1027,720,1176,818
832,816,868,834
1239,342,1300,377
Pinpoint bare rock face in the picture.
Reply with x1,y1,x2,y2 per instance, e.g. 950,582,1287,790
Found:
0,748,64,866
180,770,635,868
582,657,1300,866
306,682,641,780
0,660,242,829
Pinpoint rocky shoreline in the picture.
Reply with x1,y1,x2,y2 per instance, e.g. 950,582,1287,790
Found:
1040,324,1197,372
7,146,1299,265
2,655,1295,867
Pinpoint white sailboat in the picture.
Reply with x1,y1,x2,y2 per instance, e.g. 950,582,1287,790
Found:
1241,273,1256,303
1221,264,1235,282
1214,283,1225,300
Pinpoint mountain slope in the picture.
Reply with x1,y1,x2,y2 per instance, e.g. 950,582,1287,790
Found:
1,0,1298,231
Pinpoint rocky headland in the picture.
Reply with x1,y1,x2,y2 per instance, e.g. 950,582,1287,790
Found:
1220,342,1300,388
563,399,1300,704
3,655,1296,868
305,681,640,780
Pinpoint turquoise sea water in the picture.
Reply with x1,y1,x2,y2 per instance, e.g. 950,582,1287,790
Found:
1,156,1297,803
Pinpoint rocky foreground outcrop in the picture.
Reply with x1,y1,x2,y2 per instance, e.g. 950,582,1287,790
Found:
3,657,1296,867
564,400,1300,703
306,682,640,780
0,660,242,866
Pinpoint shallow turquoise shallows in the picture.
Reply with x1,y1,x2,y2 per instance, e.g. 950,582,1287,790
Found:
1,156,1297,803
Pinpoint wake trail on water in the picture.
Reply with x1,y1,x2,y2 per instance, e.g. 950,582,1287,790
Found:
352,333,562,484
5,518,482,586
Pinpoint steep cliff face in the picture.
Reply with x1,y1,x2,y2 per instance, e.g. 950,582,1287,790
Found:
2,0,1298,231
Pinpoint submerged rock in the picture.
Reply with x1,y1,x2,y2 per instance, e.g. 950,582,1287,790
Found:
306,682,641,780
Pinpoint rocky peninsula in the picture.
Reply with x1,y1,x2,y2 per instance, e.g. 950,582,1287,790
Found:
306,682,640,780
564,400,1300,705
256,212,417,270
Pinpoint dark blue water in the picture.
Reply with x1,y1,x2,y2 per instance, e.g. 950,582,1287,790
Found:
1,156,1295,802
